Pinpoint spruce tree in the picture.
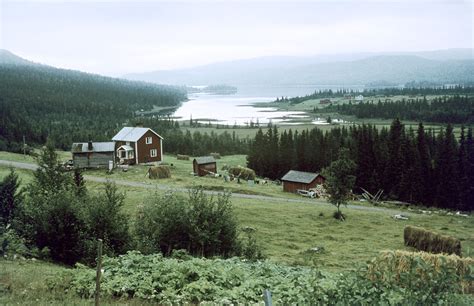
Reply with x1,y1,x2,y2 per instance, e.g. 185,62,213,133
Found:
434,124,459,209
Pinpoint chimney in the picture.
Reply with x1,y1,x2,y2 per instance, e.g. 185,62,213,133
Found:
88,141,93,151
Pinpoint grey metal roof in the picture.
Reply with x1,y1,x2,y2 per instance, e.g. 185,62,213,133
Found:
194,156,216,165
281,170,321,184
112,127,163,142
117,145,134,151
71,142,115,153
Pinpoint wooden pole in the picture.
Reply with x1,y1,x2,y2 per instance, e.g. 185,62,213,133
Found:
263,289,273,306
95,239,103,306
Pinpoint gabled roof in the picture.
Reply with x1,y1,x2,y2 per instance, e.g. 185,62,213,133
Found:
117,145,134,151
193,156,216,165
281,170,323,184
112,127,163,142
71,142,115,153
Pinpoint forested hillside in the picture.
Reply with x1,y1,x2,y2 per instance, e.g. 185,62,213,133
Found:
0,55,186,151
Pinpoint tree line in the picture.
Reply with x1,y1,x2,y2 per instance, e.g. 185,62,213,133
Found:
325,95,474,124
247,121,474,211
281,86,474,105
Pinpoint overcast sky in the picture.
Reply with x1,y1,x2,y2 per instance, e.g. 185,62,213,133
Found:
0,0,472,76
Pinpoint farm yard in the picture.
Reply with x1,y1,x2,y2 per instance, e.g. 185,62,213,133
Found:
1,151,473,304
0,151,473,270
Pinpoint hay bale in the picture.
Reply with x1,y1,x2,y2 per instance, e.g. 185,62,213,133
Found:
228,166,256,180
148,165,171,179
367,250,474,294
210,152,221,159
403,226,461,256
176,154,190,160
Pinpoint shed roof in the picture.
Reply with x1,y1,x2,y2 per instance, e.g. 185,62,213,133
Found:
193,156,216,165
112,127,163,142
71,142,115,153
281,170,322,184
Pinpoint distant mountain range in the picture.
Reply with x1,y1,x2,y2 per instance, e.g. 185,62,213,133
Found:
124,49,474,87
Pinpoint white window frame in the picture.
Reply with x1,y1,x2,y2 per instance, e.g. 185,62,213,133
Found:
150,149,157,157
146,137,153,144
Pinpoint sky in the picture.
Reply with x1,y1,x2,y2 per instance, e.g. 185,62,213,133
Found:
0,0,472,76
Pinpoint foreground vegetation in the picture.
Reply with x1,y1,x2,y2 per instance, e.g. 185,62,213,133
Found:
1,250,473,305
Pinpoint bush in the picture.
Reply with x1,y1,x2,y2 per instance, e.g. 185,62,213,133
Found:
83,182,130,263
0,227,31,259
239,226,265,261
404,225,461,255
228,166,256,180
136,187,239,257
148,166,171,179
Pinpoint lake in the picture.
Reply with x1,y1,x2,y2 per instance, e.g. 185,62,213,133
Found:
172,85,363,126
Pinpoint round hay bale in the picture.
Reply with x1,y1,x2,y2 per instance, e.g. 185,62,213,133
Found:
148,165,171,179
210,152,221,159
228,166,256,180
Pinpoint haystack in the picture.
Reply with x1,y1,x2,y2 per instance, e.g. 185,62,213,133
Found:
148,165,171,179
176,154,190,160
228,166,256,180
404,226,461,255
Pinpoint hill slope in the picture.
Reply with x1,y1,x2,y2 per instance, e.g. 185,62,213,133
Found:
0,51,186,151
125,49,474,86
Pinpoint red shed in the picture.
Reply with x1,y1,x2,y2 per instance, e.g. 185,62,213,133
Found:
281,170,325,193
193,156,217,176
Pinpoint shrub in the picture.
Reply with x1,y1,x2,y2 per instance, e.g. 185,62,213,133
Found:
148,166,171,179
239,226,265,261
404,225,461,255
228,166,256,180
135,188,239,257
83,182,131,263
0,227,31,259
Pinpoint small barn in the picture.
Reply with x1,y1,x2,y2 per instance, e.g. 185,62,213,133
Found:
281,170,325,193
193,156,217,176
71,141,115,169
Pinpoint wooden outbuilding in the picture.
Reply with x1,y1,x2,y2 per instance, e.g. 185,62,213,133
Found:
71,141,115,169
281,170,325,193
193,156,217,176
112,126,163,165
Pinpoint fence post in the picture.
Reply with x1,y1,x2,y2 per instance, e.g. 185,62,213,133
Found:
263,289,272,306
95,239,103,306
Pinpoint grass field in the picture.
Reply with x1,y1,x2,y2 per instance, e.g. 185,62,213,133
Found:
1,154,472,271
1,152,473,304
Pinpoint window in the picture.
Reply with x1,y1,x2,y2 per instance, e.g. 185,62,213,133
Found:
129,151,134,159
150,149,157,157
119,150,126,158
146,137,152,144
